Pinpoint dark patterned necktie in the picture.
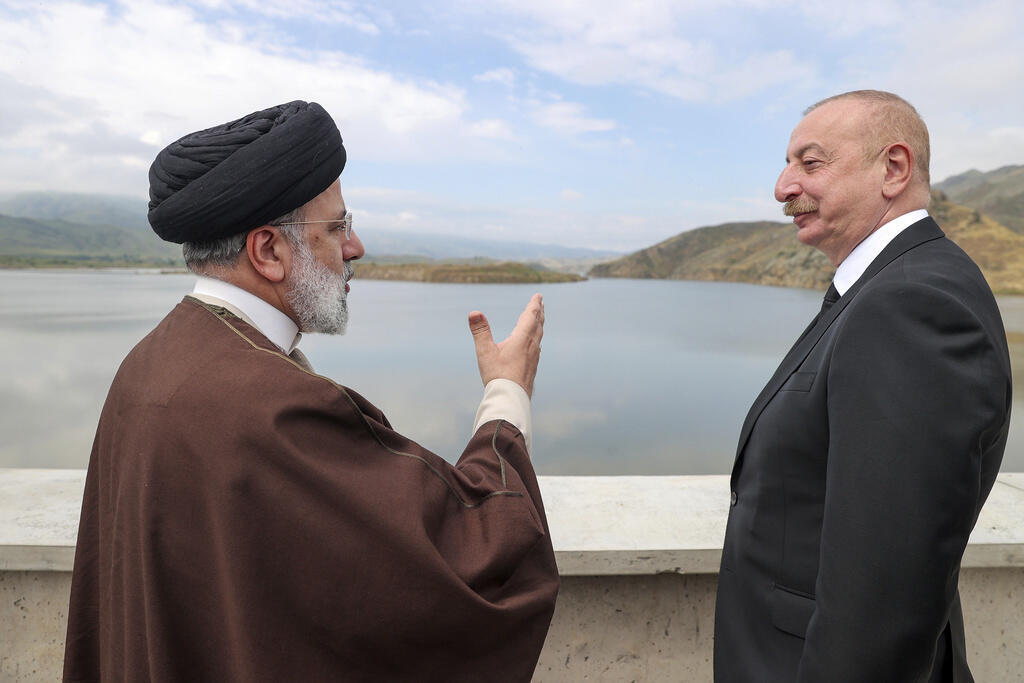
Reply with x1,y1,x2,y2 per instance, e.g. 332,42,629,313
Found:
792,282,841,349
821,282,840,315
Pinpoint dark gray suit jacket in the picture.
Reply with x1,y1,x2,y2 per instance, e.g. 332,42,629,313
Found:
714,217,1012,682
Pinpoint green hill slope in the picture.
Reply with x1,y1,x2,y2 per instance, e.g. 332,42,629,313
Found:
0,191,150,232
0,191,617,270
591,194,1024,294
0,213,182,267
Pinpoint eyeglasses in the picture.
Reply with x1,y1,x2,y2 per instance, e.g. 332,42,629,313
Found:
276,210,354,240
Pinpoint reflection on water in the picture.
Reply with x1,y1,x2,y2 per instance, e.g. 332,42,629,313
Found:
2,269,1022,474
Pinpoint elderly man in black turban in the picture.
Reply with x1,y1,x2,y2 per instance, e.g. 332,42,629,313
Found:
63,101,559,683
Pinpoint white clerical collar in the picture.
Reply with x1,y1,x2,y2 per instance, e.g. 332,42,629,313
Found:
191,276,302,354
833,209,929,296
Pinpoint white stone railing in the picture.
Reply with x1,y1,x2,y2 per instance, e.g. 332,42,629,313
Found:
3,470,1024,681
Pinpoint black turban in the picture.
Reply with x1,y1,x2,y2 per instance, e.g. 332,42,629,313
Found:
147,100,346,244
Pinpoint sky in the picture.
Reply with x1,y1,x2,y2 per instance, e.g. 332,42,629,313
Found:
1,0,1022,252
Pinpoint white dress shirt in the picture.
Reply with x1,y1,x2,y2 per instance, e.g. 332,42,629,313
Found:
189,276,533,453
832,209,929,296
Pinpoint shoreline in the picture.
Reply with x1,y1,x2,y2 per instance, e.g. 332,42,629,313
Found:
6,265,1024,296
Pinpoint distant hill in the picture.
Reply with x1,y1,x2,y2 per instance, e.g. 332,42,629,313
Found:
354,261,585,283
935,165,1024,234
0,213,182,267
360,229,618,262
590,220,833,289
0,192,150,232
591,193,1024,294
0,192,181,267
929,191,1024,293
0,191,619,269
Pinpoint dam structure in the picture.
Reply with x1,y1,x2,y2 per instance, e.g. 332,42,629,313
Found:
2,470,1023,681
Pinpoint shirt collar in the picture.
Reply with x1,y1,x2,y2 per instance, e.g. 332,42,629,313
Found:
191,276,302,353
833,209,929,296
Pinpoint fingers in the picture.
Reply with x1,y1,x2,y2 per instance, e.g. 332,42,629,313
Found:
515,294,545,335
530,293,543,317
468,310,494,350
469,298,544,395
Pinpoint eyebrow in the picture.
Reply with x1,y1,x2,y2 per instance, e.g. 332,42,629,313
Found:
786,143,827,163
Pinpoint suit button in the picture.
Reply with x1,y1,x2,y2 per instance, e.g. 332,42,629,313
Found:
730,491,738,506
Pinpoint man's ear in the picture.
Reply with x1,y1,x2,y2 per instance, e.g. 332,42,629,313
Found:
881,142,914,200
245,226,289,283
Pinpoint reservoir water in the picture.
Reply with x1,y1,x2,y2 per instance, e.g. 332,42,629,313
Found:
3,269,1023,474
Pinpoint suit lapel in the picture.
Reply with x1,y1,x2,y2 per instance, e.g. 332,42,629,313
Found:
730,218,945,483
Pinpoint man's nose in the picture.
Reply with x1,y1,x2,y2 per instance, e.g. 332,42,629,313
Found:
774,165,799,203
344,230,365,261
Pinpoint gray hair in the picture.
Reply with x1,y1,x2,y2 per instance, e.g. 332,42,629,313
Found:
182,205,307,273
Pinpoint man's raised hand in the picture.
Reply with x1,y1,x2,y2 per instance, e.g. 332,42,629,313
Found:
468,294,545,398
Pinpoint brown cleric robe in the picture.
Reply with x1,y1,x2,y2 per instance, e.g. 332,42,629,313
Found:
63,296,559,682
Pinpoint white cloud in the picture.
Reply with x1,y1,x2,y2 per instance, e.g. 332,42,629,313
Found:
482,0,817,102
714,50,818,101
530,101,615,134
930,122,1024,182
468,118,517,140
345,183,777,251
346,186,441,204
139,131,163,146
793,0,906,38
3,0,1020,245
476,0,1024,174
473,67,517,88
560,188,583,201
0,0,510,195
188,0,381,34
510,33,712,99
823,0,1024,178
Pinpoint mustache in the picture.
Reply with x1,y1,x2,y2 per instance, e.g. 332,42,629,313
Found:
343,262,355,282
783,197,818,217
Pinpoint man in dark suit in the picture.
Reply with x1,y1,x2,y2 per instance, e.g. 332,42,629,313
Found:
714,90,1011,682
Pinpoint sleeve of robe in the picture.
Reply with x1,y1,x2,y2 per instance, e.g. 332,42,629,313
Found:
63,300,560,683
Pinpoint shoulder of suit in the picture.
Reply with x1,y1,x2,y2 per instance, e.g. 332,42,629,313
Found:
841,274,992,341
860,235,986,293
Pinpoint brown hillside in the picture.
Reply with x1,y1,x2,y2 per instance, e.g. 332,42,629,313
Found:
590,220,833,289
590,194,1024,294
930,192,1024,293
936,165,1024,234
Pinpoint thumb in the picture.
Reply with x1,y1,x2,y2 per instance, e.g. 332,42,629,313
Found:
468,311,494,348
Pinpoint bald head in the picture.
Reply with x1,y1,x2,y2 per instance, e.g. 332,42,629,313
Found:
806,90,931,188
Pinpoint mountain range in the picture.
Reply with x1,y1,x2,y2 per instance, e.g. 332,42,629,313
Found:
0,192,618,268
934,165,1024,234
3,166,1023,293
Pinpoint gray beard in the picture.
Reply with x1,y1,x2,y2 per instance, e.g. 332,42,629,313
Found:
286,237,352,335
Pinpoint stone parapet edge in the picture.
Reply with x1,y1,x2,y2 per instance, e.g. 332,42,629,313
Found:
3,470,1023,575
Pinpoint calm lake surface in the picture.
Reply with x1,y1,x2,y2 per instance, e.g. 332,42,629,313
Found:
3,269,1023,474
